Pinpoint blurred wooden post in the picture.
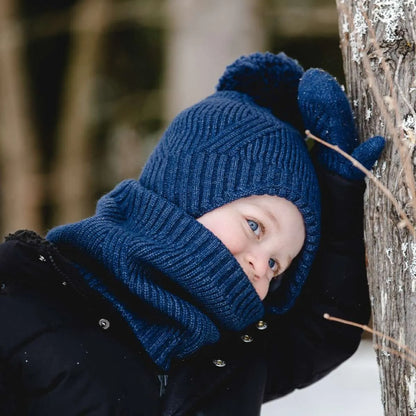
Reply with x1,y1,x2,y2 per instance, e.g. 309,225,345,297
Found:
164,0,265,121
52,0,111,224
0,0,43,234
336,1,416,414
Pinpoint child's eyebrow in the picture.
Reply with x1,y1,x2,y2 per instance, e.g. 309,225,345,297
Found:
262,207,280,230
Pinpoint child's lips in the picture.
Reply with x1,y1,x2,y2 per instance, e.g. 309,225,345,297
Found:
251,274,261,284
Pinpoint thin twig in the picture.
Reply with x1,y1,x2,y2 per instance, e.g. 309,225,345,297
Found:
357,3,416,220
373,344,416,368
306,130,416,236
324,313,416,359
338,1,416,220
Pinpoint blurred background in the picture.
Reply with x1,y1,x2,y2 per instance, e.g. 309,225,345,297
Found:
0,0,343,235
0,1,383,413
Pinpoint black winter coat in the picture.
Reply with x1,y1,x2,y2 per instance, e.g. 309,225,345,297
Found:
0,171,370,416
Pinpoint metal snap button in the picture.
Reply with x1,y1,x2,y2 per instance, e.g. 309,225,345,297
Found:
38,255,47,262
0,282,6,292
256,320,268,330
241,334,254,343
212,358,226,367
98,318,110,330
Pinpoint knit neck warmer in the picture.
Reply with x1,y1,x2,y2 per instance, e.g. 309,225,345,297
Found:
47,180,264,370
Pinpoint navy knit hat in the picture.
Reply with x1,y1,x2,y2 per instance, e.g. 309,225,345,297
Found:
140,52,321,313
47,52,321,369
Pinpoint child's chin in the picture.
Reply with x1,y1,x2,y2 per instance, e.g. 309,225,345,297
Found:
255,288,267,301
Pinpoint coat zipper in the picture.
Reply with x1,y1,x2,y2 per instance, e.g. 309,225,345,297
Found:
157,374,169,397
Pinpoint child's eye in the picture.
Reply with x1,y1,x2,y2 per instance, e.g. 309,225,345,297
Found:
268,258,279,275
247,219,260,236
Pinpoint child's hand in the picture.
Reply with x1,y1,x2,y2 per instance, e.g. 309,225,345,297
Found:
298,68,385,180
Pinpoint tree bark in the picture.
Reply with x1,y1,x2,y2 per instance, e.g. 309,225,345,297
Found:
336,1,416,415
0,0,43,234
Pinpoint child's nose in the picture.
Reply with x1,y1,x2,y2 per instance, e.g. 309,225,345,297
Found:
247,252,270,280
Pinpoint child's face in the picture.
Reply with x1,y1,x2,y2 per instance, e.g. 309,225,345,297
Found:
197,195,305,300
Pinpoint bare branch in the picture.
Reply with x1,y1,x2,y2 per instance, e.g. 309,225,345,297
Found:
306,130,415,236
373,345,416,368
325,313,416,367
324,313,416,359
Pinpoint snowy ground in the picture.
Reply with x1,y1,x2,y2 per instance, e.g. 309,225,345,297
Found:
261,340,383,416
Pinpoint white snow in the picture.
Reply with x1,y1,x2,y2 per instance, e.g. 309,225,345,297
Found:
261,340,383,416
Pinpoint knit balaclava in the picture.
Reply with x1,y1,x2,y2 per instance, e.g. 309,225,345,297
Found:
47,52,321,370
140,51,320,310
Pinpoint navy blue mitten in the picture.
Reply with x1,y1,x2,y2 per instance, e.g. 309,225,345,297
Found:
298,68,385,180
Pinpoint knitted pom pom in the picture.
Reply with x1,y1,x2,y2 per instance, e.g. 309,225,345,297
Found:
217,52,304,128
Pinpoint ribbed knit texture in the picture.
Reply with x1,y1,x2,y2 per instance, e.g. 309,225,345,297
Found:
140,55,321,313
47,181,264,370
48,52,322,369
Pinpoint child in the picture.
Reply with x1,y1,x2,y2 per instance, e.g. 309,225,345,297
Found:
0,52,384,416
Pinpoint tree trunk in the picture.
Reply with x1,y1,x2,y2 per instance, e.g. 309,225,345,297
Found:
336,1,416,415
51,0,111,225
0,0,43,234
164,0,265,121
